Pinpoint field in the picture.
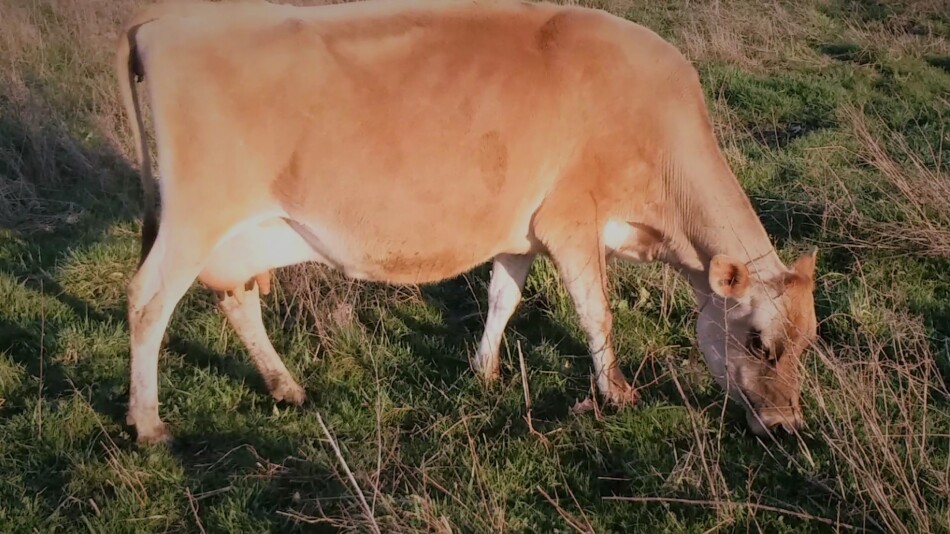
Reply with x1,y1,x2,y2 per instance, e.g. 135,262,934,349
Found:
1,0,948,531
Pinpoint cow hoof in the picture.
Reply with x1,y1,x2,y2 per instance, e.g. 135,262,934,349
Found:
472,355,501,386
477,367,501,386
136,422,173,446
272,381,307,406
605,384,640,408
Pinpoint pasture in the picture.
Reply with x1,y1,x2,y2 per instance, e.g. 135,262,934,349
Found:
0,0,947,531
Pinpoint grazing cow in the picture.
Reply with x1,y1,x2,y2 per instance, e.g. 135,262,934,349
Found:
116,0,819,444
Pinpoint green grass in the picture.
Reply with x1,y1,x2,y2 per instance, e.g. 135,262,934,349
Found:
1,0,948,532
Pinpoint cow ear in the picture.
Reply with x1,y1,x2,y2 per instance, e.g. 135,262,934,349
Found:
784,247,818,289
709,255,750,299
792,247,818,279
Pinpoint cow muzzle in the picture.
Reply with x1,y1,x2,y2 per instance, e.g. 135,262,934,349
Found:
746,405,804,437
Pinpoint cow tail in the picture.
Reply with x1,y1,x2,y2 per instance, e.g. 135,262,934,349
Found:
116,21,158,266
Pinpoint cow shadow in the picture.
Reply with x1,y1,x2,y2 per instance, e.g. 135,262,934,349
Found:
751,196,825,250
0,93,138,421
379,261,720,430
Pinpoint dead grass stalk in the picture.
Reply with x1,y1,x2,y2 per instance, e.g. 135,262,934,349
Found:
816,107,950,258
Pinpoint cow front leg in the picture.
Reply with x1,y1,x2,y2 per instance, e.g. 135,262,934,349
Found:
473,253,535,382
549,244,638,407
215,279,306,405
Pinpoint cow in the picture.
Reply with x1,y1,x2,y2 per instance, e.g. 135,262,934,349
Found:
115,0,819,445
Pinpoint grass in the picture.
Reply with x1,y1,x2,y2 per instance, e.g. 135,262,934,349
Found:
1,0,948,531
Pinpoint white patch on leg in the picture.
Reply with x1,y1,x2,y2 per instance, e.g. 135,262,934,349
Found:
603,220,634,252
474,254,534,381
127,262,198,444
570,297,615,395
216,284,306,405
603,220,659,262
126,226,215,444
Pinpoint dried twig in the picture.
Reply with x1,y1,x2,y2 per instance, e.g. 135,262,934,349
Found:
186,488,207,534
277,509,340,526
538,486,594,534
517,341,549,444
37,280,45,439
191,486,232,501
604,496,860,531
316,412,381,534
667,361,728,504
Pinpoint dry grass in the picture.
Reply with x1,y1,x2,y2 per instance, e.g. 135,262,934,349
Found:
276,263,423,342
814,107,950,259
848,107,948,257
804,311,949,533
839,0,950,59
675,0,830,70
0,0,139,231
572,0,836,70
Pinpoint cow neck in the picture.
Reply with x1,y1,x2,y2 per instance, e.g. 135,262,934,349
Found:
657,149,787,303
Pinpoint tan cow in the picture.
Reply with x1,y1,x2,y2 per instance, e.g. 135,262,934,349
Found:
116,0,819,444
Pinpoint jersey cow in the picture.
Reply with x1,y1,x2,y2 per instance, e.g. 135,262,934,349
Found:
116,0,819,444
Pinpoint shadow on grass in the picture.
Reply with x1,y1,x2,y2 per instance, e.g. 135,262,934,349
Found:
926,55,950,73
751,196,826,249
169,429,344,533
817,42,877,65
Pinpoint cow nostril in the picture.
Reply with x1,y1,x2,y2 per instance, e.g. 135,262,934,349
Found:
766,421,786,433
795,411,805,430
763,419,797,435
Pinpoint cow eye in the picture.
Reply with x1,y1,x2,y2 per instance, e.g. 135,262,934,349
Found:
747,329,772,361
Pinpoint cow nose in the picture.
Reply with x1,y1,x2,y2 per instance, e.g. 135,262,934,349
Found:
748,407,804,437
774,416,803,434
790,411,806,432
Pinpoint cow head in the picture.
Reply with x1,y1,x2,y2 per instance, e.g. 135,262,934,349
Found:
695,248,818,437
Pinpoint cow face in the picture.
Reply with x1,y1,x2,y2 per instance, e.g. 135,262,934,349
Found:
695,249,818,437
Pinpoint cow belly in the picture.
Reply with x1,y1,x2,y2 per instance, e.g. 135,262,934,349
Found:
198,218,322,291
285,216,536,285
356,242,531,284
197,215,532,291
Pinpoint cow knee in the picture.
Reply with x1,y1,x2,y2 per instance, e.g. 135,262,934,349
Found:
127,265,161,312
127,277,144,311
491,283,522,310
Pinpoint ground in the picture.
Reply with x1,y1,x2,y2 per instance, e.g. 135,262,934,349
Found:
0,0,947,532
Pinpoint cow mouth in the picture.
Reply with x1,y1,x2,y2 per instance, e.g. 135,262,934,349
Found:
746,405,804,437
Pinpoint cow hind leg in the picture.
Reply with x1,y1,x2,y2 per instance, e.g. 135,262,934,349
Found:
126,226,217,445
473,253,535,382
548,238,638,407
215,282,306,405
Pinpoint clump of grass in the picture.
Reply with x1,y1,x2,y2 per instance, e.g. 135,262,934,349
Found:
804,309,949,533
815,107,950,258
0,0,138,232
675,0,832,70
275,264,423,343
